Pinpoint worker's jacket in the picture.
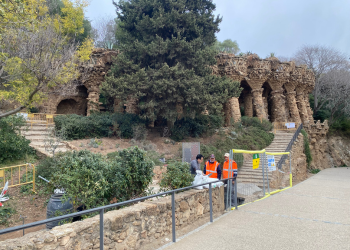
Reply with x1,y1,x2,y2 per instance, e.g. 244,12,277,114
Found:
223,160,238,179
205,161,220,179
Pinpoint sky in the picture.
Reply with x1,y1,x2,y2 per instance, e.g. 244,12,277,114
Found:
86,0,350,58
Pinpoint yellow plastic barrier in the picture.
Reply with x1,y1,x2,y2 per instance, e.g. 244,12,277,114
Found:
232,149,265,154
27,113,60,128
0,164,36,193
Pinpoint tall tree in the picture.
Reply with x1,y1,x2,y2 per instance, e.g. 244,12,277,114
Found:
214,39,240,54
0,0,94,118
92,16,119,49
293,45,350,114
102,0,241,124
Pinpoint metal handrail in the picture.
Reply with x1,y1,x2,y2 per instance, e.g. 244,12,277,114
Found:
0,177,237,249
277,124,303,170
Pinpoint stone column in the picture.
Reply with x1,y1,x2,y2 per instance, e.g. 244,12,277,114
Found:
244,93,253,117
87,91,100,116
285,91,301,123
125,98,138,114
304,94,314,123
224,97,241,126
296,93,309,124
251,88,267,119
270,89,287,122
263,96,269,120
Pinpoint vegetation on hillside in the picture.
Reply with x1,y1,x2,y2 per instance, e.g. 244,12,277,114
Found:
0,115,34,163
36,148,154,210
201,117,274,164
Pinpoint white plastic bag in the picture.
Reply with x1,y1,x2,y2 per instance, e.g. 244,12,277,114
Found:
202,177,224,189
192,170,204,190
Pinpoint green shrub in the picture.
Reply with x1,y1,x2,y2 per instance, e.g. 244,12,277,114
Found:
330,118,350,137
310,168,320,174
38,148,154,209
240,116,273,132
0,207,16,226
170,115,223,141
0,115,34,163
160,161,193,190
54,113,147,140
301,129,312,168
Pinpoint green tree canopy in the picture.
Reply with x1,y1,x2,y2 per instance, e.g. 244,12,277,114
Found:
214,39,240,54
102,0,241,124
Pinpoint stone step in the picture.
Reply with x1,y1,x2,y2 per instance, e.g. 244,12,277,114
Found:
30,141,66,148
24,136,55,142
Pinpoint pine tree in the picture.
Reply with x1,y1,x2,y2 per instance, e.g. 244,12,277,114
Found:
102,0,241,124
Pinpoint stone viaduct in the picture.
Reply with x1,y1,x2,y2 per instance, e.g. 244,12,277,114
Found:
40,50,315,127
214,53,315,126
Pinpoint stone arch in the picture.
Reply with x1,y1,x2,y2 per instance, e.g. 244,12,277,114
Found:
262,82,273,121
56,98,87,115
239,80,253,117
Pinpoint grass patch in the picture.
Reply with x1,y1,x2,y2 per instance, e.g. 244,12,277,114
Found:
310,169,320,174
0,206,16,226
300,129,312,168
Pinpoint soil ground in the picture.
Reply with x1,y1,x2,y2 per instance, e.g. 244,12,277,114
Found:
0,185,49,241
68,129,220,160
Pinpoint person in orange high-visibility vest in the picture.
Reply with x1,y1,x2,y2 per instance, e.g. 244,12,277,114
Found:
223,153,238,179
223,153,237,209
203,154,221,180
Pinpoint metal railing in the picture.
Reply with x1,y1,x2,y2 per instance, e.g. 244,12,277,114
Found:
277,123,303,170
0,177,237,249
0,164,35,193
26,113,60,127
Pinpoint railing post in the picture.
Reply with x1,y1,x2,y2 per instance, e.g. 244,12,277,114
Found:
264,153,270,195
289,153,292,187
234,178,238,210
228,180,232,209
171,191,176,242
209,183,213,222
100,209,104,250
261,153,265,195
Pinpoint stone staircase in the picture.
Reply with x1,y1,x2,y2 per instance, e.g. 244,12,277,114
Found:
21,122,71,156
236,131,294,187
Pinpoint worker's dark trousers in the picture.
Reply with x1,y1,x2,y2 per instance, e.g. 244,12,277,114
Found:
224,180,235,209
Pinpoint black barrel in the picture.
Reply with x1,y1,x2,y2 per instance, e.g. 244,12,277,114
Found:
46,193,73,229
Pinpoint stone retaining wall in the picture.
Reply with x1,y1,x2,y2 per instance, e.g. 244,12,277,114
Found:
1,187,224,250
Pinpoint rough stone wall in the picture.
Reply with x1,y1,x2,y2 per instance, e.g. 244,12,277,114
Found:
1,187,224,250
304,120,330,170
270,133,307,189
214,53,315,125
40,49,119,115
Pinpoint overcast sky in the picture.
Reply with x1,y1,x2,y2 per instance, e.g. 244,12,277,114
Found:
86,0,350,58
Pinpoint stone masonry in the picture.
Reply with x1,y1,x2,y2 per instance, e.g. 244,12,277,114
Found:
1,187,224,250
215,54,315,126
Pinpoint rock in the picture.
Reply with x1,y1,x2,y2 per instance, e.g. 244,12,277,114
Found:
59,236,70,246
179,201,189,212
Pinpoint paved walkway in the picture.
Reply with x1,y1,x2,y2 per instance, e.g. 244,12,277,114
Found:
165,168,350,250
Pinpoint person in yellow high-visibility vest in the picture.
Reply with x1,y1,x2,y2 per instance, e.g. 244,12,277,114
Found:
203,154,221,180
222,153,237,209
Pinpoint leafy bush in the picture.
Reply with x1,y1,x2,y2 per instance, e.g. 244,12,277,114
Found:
54,113,147,140
300,129,312,168
329,117,350,137
37,148,154,209
170,115,223,141
132,124,147,141
240,116,273,132
310,168,320,174
0,115,34,163
160,161,193,190
0,207,16,225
